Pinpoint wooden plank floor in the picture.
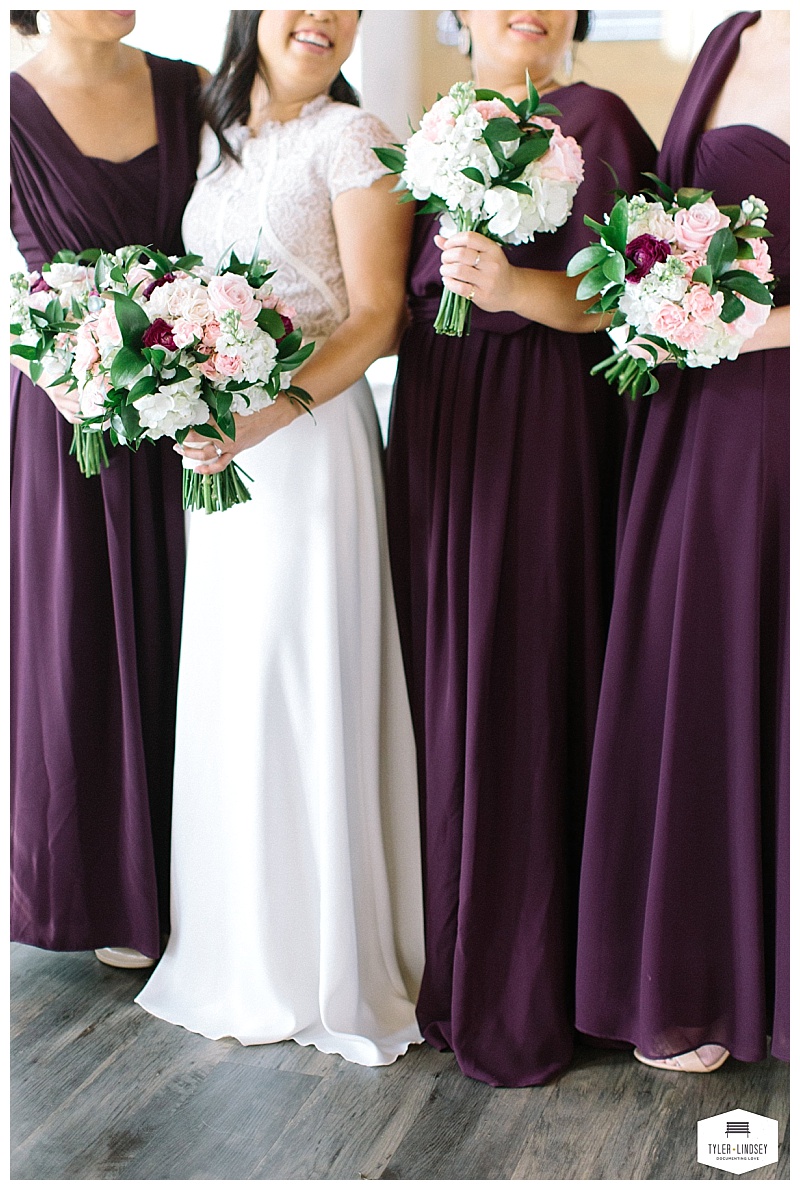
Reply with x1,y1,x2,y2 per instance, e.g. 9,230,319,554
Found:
11,943,789,1180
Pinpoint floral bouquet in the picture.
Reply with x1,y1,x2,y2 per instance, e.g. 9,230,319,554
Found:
10,251,109,476
566,177,775,398
374,76,584,335
12,244,314,512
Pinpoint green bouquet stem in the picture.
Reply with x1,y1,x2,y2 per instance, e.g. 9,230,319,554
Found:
182,459,254,515
70,424,109,477
433,211,480,337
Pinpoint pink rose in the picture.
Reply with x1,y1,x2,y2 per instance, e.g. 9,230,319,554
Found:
74,324,100,374
28,290,52,312
683,283,724,325
172,318,203,349
201,320,222,350
532,120,584,185
673,199,730,254
419,96,457,143
96,301,123,346
199,358,220,380
214,353,243,378
651,301,689,342
474,98,519,123
737,238,773,283
670,317,707,350
732,295,771,341
207,272,261,328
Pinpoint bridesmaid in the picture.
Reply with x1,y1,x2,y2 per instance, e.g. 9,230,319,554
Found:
10,10,204,967
386,10,655,1087
575,11,789,1071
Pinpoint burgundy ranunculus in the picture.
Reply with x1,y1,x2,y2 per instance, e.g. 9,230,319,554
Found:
277,313,294,342
30,275,51,294
142,317,177,351
625,234,671,283
142,271,175,300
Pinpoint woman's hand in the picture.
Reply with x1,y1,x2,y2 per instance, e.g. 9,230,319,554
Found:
175,393,302,475
435,229,605,332
436,230,520,314
11,355,81,422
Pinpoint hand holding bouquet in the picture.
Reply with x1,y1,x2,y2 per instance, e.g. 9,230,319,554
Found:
10,251,109,475
375,76,584,336
567,178,775,398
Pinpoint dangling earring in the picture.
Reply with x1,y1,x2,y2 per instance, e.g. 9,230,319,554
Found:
36,10,52,36
562,44,574,80
457,24,472,57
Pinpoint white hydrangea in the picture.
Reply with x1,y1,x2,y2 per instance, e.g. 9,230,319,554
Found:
133,371,210,441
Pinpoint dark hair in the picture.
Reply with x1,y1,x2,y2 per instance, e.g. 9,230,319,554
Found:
204,10,361,164
10,11,39,36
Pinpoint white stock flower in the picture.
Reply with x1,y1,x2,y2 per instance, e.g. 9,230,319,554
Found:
738,195,769,228
627,201,677,243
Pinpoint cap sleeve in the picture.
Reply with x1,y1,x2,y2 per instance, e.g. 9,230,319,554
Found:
328,110,397,202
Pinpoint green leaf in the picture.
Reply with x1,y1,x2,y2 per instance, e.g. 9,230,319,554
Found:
51,249,78,264
461,167,486,185
9,322,22,336
736,240,755,261
691,265,714,287
604,197,629,254
675,186,714,208
526,71,539,113
706,228,738,276
641,172,674,202
44,297,63,324
533,102,562,117
10,344,39,360
583,214,609,238
143,345,166,370
256,307,286,338
111,345,147,388
140,245,175,275
372,146,405,174
601,252,626,285
128,374,158,402
598,284,625,311
575,263,610,301
474,88,508,102
508,133,550,170
566,243,609,277
191,423,223,442
277,329,302,356
76,247,102,264
217,411,236,439
112,291,151,347
719,291,746,323
277,343,315,369
717,205,741,222
419,196,448,215
483,116,522,142
110,266,126,284
735,224,773,239
173,253,204,270
29,360,43,385
718,270,773,304
117,400,143,439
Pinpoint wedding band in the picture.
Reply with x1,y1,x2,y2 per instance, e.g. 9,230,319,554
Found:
468,288,476,300
474,253,481,268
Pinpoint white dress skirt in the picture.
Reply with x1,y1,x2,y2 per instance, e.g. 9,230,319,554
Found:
136,99,425,1065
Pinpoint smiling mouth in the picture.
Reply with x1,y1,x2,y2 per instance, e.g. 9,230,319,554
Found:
508,18,547,37
291,30,334,51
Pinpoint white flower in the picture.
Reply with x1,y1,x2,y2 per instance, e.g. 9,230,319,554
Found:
482,186,524,240
627,201,677,243
133,371,210,441
738,195,769,228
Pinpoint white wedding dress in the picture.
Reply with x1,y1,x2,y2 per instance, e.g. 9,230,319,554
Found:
136,97,425,1066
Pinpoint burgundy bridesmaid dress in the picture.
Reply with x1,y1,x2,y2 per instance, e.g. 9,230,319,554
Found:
10,55,202,959
575,12,789,1063
386,84,655,1086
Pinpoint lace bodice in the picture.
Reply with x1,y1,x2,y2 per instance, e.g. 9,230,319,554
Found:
182,95,395,344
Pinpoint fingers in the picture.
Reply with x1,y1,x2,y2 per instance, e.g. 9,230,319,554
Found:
434,230,493,252
195,451,233,475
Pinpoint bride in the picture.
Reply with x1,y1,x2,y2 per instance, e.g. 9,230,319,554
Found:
136,10,424,1066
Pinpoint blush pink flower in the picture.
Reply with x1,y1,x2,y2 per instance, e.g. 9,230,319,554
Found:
683,283,724,325
670,317,707,350
201,320,222,350
732,295,771,340
214,353,243,378
207,273,261,329
474,98,519,122
673,199,730,254
651,301,689,341
677,249,707,276
74,324,100,374
28,290,52,312
96,301,123,346
532,119,584,185
419,96,457,142
199,358,220,380
737,238,773,283
172,318,203,349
